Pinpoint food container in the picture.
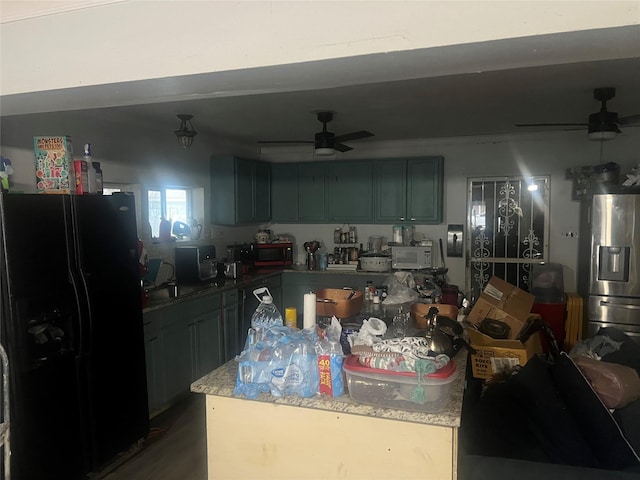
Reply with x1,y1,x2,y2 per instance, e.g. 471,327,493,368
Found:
315,288,364,318
411,303,459,328
359,254,391,272
343,355,457,413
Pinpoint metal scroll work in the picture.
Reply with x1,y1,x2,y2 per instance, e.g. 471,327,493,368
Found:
467,177,549,301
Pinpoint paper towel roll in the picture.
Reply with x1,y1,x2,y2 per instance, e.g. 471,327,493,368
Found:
303,292,316,329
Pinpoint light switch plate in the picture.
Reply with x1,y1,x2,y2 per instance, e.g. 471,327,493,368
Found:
447,224,464,257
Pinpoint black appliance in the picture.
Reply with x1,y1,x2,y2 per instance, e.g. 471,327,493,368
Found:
0,193,149,480
174,245,216,283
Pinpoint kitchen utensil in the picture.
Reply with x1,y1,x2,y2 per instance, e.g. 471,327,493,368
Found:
412,303,458,328
315,288,363,318
424,307,452,355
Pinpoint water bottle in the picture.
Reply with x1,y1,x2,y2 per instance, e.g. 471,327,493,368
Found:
250,287,283,329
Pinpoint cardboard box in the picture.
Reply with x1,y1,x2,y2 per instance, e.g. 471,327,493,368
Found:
33,136,75,194
467,276,535,336
466,277,541,379
468,322,543,379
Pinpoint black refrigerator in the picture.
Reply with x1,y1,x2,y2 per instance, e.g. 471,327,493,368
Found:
0,192,149,480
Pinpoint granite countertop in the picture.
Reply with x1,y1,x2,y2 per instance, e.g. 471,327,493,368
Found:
143,267,390,312
190,350,467,429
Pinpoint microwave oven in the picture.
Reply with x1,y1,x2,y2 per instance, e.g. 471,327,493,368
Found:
175,245,217,283
391,245,433,270
253,242,293,267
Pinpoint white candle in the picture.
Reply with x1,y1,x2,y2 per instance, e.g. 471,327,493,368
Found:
303,292,316,329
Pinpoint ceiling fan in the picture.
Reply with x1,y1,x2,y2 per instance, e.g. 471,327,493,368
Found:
259,111,374,155
516,87,640,141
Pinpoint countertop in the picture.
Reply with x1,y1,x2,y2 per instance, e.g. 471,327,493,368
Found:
143,266,390,312
191,350,467,429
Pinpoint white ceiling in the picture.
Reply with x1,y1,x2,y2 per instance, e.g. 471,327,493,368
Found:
2,26,640,155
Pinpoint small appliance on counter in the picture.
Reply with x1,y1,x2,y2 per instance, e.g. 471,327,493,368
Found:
175,245,217,283
226,243,255,274
391,244,433,270
253,241,293,267
223,261,242,279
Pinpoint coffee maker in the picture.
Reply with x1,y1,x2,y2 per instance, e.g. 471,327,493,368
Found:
226,243,255,274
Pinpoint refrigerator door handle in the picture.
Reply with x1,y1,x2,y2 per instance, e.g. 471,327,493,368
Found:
600,300,640,310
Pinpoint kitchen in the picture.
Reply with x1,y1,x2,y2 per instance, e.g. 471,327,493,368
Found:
2,2,640,480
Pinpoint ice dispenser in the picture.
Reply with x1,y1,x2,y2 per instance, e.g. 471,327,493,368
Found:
598,245,630,282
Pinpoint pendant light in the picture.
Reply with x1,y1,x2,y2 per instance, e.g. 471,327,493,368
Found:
174,114,198,148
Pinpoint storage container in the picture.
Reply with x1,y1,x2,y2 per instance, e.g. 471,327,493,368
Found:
315,289,363,318
343,355,457,413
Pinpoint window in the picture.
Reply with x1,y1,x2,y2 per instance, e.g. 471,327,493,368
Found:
148,188,190,239
466,176,550,301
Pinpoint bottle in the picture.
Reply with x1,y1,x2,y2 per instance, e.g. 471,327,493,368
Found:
92,161,103,194
84,144,96,194
250,287,283,329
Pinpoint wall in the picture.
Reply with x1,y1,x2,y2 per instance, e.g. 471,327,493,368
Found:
4,123,638,293
2,1,638,96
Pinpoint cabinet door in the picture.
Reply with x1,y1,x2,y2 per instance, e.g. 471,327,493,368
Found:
298,163,326,222
192,308,223,380
254,161,271,222
327,161,373,222
223,289,241,362
271,163,299,222
161,306,192,402
374,158,407,222
210,155,236,225
143,312,165,416
406,156,444,223
235,158,255,223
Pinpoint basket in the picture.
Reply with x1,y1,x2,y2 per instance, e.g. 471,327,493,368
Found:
315,288,364,318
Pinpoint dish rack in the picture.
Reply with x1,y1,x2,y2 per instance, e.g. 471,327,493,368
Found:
0,344,10,479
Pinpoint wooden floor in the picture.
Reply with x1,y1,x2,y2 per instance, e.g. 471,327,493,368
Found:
102,393,207,480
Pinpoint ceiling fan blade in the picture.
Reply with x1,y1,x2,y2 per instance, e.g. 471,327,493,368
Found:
333,130,374,143
515,123,588,127
258,140,314,145
333,143,353,153
618,114,640,126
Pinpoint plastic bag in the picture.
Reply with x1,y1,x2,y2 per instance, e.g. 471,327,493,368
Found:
234,326,319,399
573,355,640,409
382,272,419,304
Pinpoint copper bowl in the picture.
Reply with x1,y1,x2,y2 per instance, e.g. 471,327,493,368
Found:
411,303,459,329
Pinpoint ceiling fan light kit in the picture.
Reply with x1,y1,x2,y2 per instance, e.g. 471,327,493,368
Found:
174,114,198,148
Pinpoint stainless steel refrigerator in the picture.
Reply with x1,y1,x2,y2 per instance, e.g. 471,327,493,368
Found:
0,192,149,480
578,192,640,343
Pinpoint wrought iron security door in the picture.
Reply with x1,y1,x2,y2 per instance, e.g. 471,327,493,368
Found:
466,176,549,301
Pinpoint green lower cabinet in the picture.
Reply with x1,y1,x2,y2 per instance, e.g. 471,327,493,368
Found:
143,314,164,416
144,293,223,416
222,289,241,362
161,305,192,404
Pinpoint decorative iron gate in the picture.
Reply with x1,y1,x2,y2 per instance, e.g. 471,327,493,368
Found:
466,176,550,301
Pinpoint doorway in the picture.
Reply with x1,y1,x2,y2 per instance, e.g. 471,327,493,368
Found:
466,176,550,301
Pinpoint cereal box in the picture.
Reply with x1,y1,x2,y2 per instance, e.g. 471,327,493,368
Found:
33,136,75,194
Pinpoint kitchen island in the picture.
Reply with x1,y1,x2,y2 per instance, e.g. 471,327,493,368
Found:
191,351,467,480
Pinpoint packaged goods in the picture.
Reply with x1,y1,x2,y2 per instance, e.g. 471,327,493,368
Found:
33,136,75,194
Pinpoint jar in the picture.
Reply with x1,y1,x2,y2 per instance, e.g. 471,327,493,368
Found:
334,227,342,244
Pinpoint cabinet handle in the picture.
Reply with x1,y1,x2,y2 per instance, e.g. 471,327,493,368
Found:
410,217,415,221
400,217,405,221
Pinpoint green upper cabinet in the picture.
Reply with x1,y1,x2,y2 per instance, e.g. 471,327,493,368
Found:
374,156,444,224
271,163,299,222
211,155,271,225
326,160,373,222
298,163,326,222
